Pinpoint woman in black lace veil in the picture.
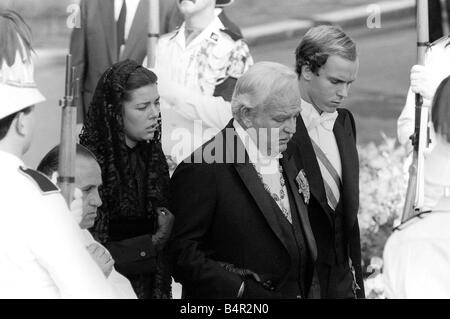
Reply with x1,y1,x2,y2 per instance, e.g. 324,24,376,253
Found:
79,60,173,299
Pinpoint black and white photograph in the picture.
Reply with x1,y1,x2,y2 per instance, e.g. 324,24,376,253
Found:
0,0,449,306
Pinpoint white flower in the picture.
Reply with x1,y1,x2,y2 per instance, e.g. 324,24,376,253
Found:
357,137,409,298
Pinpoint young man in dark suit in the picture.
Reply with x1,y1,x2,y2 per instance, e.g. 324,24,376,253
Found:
169,62,320,299
286,25,365,299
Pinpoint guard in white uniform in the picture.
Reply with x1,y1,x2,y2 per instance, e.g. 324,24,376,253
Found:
397,36,450,208
383,137,450,299
0,11,115,298
153,0,253,164
386,73,450,299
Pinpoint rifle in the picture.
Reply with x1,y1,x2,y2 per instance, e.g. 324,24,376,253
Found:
57,54,79,205
146,0,160,68
401,0,431,223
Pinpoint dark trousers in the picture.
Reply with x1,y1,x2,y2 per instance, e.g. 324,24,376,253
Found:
317,262,355,299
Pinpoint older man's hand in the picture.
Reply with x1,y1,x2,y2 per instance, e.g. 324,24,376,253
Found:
87,243,114,278
152,207,175,250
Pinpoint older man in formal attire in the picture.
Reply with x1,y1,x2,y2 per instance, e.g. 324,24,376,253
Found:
169,62,320,299
286,25,364,298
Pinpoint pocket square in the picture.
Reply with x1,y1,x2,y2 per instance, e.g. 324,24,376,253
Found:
295,169,310,205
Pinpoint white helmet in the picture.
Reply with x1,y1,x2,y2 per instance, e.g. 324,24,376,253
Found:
0,10,45,120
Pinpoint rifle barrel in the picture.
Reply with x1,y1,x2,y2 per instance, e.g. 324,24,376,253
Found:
147,0,160,68
57,54,77,205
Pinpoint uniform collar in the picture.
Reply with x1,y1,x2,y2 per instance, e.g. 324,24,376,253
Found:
0,150,24,169
175,15,225,49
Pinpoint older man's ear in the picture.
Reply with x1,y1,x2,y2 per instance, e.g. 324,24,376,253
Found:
238,106,254,129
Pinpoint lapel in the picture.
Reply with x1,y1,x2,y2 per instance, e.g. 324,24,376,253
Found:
100,0,117,62
224,122,291,255
280,154,318,261
121,0,147,60
290,116,333,225
333,110,359,232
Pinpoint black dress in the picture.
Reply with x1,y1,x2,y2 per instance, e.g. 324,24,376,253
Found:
98,143,171,299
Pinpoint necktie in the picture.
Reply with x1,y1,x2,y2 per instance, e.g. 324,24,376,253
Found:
306,112,338,131
117,0,127,60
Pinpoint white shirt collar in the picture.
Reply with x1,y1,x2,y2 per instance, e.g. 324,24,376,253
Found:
233,119,282,170
300,98,338,131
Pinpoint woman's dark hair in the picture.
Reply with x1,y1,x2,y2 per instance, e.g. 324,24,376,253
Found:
432,75,450,142
79,60,168,243
122,65,158,101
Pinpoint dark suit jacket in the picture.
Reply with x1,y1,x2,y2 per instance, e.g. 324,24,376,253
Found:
168,120,320,299
286,108,365,299
69,0,182,121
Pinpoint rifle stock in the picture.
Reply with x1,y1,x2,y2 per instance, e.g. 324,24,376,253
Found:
401,151,418,221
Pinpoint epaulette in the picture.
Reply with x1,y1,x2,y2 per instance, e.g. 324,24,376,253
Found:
393,210,432,231
218,11,243,40
19,166,60,195
429,35,450,48
219,28,243,42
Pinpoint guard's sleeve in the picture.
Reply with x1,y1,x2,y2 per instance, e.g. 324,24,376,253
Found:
401,241,450,298
153,40,230,129
383,234,450,298
28,195,117,299
397,47,433,146
225,39,254,80
156,40,253,130
213,39,254,101
81,230,137,299
382,237,397,299
158,78,232,130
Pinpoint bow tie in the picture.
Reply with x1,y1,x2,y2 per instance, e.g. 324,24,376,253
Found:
306,112,338,131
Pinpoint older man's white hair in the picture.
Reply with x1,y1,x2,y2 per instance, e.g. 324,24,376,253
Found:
231,61,299,122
